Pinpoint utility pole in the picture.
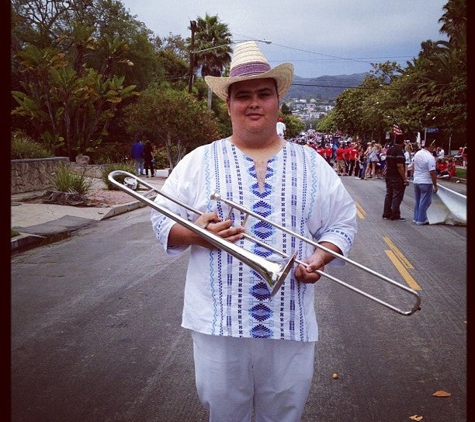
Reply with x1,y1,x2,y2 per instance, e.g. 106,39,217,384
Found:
188,20,197,94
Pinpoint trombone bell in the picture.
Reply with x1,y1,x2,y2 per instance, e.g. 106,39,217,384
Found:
108,171,295,298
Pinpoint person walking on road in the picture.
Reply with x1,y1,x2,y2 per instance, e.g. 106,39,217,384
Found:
150,41,357,422
412,141,438,225
143,140,155,178
276,117,286,138
131,139,144,176
382,134,409,221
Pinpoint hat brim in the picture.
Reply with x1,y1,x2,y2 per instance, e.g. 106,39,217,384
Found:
205,63,294,101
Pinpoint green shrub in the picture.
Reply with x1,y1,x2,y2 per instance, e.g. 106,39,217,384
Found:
101,161,136,190
11,131,52,159
49,163,92,195
153,147,170,169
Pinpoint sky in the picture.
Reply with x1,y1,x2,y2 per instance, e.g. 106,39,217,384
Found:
120,0,449,78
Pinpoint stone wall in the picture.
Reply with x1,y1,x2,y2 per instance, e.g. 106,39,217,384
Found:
11,158,104,194
11,158,69,194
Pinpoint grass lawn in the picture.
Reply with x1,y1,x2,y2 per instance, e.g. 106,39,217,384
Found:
455,167,467,179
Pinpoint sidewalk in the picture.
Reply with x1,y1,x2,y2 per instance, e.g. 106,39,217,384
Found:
11,175,166,254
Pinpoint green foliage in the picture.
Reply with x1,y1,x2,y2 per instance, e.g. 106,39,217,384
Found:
10,0,467,159
88,142,132,165
153,147,172,169
101,161,136,190
123,84,218,169
49,163,92,195
12,43,140,159
192,14,232,79
11,229,21,238
283,115,305,139
280,103,292,115
11,130,53,159
324,0,466,147
455,167,466,179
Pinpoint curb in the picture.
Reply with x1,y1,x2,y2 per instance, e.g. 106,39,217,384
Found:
11,198,147,254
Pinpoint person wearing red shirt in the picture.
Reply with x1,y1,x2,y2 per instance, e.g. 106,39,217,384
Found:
437,158,456,179
346,143,359,176
436,158,448,176
316,144,325,158
335,142,348,176
324,143,333,166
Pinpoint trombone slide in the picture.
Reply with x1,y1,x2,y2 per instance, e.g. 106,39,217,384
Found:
108,171,421,315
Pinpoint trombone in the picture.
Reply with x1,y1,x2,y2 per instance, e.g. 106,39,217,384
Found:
108,170,421,316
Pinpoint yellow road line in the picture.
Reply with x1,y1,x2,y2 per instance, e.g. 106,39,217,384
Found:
383,237,414,269
353,205,420,289
355,202,365,219
385,250,421,291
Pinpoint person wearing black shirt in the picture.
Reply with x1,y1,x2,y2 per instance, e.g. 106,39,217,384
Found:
143,140,155,178
382,135,409,221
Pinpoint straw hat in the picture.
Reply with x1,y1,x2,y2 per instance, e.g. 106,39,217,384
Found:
205,41,294,101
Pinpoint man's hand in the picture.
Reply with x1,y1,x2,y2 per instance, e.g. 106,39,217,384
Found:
293,242,342,284
293,252,325,284
194,212,245,248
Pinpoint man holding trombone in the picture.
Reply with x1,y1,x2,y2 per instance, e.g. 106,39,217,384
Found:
150,41,357,422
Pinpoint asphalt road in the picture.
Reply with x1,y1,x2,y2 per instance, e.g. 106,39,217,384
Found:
10,176,467,422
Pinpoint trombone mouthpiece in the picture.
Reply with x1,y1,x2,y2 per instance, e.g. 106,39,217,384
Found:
210,192,222,201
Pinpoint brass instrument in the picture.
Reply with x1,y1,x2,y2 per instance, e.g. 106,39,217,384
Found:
108,170,421,315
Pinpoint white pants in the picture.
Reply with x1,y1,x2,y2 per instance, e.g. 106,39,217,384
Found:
191,331,316,422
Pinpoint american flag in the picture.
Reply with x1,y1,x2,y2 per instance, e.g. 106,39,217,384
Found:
393,123,402,135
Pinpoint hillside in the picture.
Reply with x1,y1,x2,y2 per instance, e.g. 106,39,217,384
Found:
284,73,367,101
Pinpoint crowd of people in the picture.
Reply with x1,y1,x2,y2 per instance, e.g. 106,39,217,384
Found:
285,131,463,183
285,131,466,224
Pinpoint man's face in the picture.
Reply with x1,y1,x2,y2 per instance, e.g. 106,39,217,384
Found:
226,78,279,136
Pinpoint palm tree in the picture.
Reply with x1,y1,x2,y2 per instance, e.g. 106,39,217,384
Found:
190,14,232,107
438,0,466,47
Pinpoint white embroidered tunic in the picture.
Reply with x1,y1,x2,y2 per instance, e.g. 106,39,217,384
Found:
151,138,357,342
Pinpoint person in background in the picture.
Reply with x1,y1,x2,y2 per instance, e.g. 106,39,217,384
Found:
382,134,409,221
334,141,348,176
462,146,467,168
346,141,359,177
437,157,456,179
358,142,370,179
412,141,438,225
353,143,364,178
375,144,387,179
316,142,325,158
436,146,445,159
342,141,352,175
276,117,286,138
404,142,414,180
150,41,357,422
143,140,155,178
364,141,379,180
324,142,333,166
131,138,144,176
436,158,447,176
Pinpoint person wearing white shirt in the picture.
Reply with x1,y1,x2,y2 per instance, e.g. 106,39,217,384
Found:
412,142,438,225
150,41,357,422
276,117,286,138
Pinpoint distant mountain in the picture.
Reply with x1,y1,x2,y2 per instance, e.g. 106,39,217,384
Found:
284,73,367,101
